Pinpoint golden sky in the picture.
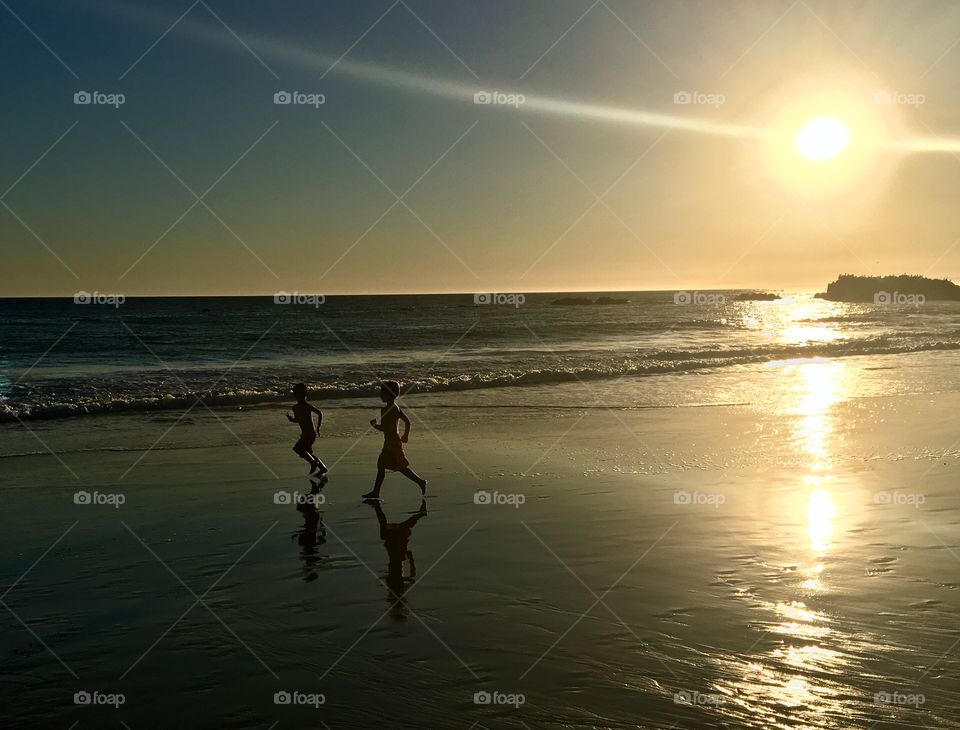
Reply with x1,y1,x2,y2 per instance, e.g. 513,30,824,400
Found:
4,0,960,296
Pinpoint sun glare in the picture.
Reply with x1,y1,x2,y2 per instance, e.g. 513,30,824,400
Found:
795,117,850,161
754,72,900,206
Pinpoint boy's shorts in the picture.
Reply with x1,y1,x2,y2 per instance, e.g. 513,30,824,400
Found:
294,434,316,452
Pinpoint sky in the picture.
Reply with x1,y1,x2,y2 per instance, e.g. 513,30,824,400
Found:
4,0,960,296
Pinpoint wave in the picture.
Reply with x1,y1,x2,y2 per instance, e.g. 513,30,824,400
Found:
3,337,959,422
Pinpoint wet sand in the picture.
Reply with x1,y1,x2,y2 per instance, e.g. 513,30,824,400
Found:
2,386,960,728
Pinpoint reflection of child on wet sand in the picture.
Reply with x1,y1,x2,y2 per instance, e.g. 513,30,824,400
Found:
287,383,327,476
367,498,427,619
362,381,427,500
291,477,327,583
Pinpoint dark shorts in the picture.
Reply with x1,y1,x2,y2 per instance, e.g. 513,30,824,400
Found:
377,438,409,471
293,434,316,453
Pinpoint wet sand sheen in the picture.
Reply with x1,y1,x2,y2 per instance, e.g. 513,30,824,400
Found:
2,385,960,728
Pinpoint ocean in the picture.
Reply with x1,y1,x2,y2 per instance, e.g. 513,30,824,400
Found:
4,291,960,423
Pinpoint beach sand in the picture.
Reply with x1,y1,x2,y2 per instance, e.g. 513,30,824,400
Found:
3,384,960,728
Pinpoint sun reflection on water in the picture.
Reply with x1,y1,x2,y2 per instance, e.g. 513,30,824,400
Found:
740,296,844,348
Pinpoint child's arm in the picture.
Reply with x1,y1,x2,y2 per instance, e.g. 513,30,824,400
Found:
311,405,323,434
398,408,411,443
286,410,295,422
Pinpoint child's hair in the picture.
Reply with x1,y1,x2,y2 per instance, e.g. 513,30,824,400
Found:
380,380,400,400
293,383,308,399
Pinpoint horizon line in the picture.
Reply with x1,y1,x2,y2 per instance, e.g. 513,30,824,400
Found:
0,286,823,300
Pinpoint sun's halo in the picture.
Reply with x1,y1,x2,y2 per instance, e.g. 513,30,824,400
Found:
795,117,850,161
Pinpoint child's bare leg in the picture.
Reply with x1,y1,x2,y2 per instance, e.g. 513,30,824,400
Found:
309,451,327,474
293,444,314,471
399,467,427,493
363,469,386,500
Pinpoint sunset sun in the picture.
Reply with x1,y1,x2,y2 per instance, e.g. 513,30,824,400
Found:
795,117,850,161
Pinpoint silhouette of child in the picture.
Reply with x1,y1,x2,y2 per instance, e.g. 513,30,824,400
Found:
362,381,427,500
287,383,327,475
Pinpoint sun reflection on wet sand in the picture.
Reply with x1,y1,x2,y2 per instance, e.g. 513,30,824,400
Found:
808,488,836,554
722,358,859,727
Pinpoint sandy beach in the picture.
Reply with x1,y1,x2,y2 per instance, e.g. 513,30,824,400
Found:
4,358,960,729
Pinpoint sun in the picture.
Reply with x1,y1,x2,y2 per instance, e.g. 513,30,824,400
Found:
795,117,850,161
756,72,900,205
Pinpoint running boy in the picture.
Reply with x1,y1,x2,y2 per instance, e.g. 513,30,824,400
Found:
287,383,327,475
362,381,427,499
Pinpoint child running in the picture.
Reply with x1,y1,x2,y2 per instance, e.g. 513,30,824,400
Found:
287,383,327,476
363,381,427,500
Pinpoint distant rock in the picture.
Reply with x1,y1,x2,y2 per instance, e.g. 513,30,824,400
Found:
815,274,960,303
731,291,780,301
552,296,629,306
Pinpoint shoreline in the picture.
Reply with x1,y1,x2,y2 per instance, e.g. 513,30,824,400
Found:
4,348,960,468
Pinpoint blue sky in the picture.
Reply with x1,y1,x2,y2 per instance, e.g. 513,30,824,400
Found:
4,0,960,295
